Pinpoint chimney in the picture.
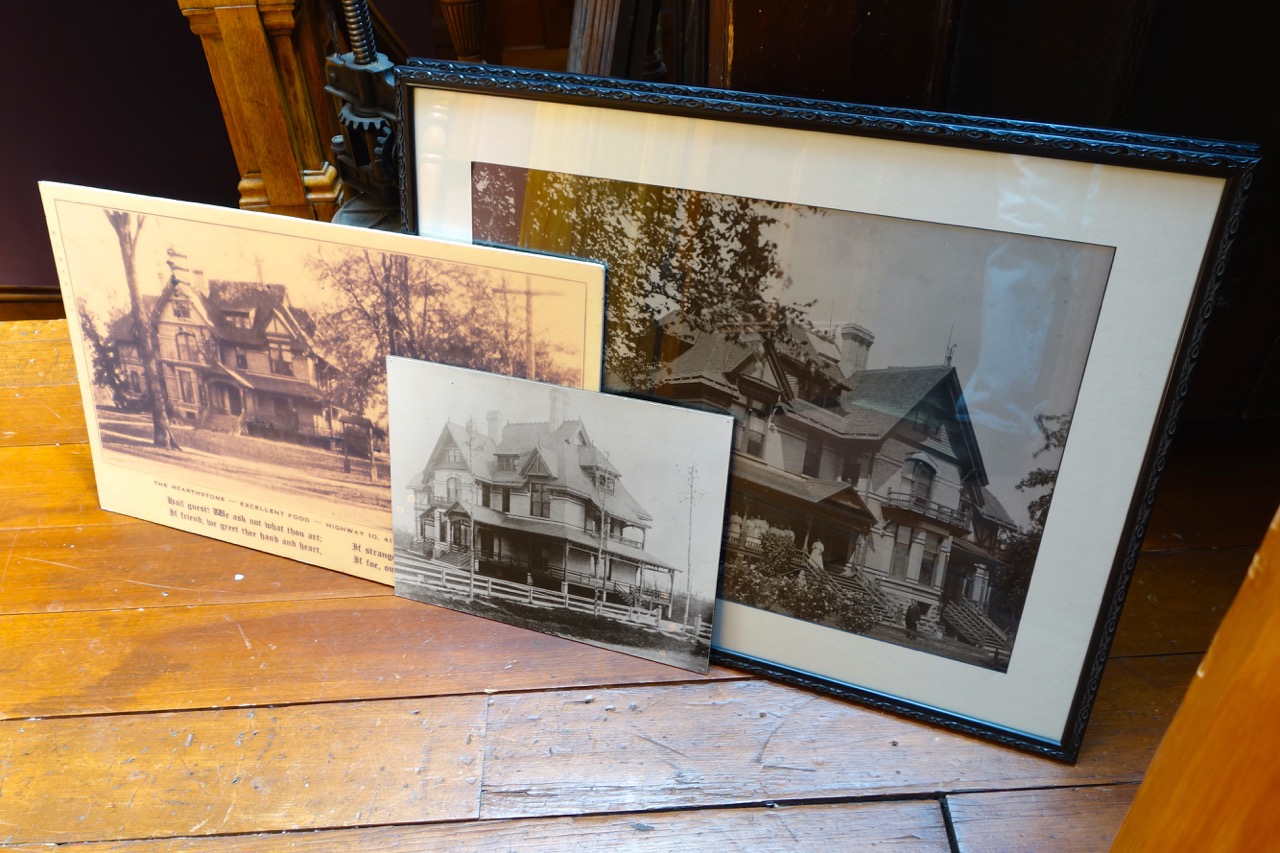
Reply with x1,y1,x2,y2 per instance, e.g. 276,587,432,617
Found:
486,410,505,443
839,323,875,377
549,388,566,431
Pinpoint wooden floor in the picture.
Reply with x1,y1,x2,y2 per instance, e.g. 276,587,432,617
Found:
1,318,1277,851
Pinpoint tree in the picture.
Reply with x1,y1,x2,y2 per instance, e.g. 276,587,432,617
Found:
309,247,578,424
105,210,177,449
996,413,1072,617
78,302,133,409
473,164,823,394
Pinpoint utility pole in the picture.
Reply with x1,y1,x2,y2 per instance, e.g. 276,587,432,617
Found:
684,463,695,627
491,275,565,380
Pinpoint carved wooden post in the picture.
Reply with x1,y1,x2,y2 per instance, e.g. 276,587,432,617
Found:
437,0,487,63
178,0,341,220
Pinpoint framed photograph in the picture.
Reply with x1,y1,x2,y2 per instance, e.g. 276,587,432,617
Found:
388,355,734,672
396,60,1258,759
41,182,606,584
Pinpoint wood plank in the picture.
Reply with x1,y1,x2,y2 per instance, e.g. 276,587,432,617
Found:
0,441,92,520
21,801,951,851
1142,422,1280,552
0,697,486,844
948,784,1136,852
0,334,79,388
0,595,733,720
477,656,1195,818
0,520,387,616
0,443,120,530
0,319,88,446
0,318,70,344
0,383,87,447
1110,546,1251,657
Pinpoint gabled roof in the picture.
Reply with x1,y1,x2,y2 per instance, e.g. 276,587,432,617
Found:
658,332,754,393
838,365,955,439
425,417,652,527
976,486,1018,531
658,323,847,400
205,280,315,349
839,365,988,485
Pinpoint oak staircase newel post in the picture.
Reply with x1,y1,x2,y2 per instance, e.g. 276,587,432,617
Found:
178,0,342,220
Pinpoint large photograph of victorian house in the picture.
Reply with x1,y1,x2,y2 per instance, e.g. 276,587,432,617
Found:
472,164,1117,671
389,357,733,673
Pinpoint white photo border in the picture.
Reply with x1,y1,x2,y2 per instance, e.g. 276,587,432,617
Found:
396,60,1258,761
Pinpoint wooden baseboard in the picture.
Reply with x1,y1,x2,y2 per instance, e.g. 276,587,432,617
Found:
0,286,65,321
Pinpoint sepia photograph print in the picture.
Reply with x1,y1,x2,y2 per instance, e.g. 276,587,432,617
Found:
389,356,734,673
41,182,606,583
473,164,1113,674
399,61,1256,758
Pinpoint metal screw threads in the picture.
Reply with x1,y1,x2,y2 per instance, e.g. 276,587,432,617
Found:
339,0,378,66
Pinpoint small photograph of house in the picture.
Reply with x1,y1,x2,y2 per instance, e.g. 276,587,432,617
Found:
472,165,1118,671
389,356,734,674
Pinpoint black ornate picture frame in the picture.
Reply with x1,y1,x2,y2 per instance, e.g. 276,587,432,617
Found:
395,59,1258,761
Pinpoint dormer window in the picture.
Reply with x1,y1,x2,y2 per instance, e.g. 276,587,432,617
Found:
224,310,251,329
496,455,517,472
596,472,615,494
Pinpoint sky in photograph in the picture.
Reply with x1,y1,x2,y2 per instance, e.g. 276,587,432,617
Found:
388,356,734,598
753,202,1115,529
53,198,592,378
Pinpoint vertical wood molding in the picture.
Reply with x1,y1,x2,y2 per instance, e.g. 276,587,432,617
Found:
177,0,340,220
567,0,624,76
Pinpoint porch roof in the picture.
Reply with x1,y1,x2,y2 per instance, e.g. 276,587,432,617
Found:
731,454,876,528
469,505,673,572
210,363,324,401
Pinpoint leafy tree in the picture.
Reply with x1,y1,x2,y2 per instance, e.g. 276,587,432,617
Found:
996,413,1073,618
472,164,823,393
78,301,133,409
105,210,178,449
721,530,877,635
308,247,578,424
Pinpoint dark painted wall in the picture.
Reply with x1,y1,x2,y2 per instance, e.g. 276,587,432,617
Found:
2,5,239,291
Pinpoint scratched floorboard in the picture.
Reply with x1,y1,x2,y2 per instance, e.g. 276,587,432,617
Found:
947,784,1138,852
0,697,486,844
1,801,951,851
474,657,1192,819
0,443,118,530
0,520,387,616
0,595,733,720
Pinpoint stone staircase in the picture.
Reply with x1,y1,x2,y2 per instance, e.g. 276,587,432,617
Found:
942,597,1010,653
826,565,901,624
201,410,242,433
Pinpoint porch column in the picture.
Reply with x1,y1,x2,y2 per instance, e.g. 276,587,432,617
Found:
178,0,340,219
905,531,926,583
973,565,991,607
934,538,951,591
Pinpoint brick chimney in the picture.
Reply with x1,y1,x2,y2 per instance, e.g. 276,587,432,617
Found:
486,410,505,443
839,323,875,377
